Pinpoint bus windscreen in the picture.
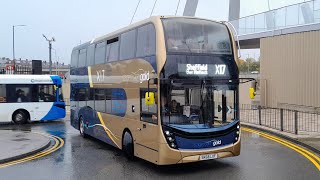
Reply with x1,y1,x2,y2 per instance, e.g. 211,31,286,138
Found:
162,18,232,55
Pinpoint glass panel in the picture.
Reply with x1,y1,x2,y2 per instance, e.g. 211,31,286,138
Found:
136,24,156,57
141,89,158,124
162,18,232,55
87,44,95,66
120,29,137,60
87,89,94,109
38,85,55,102
105,89,112,114
315,0,320,22
161,80,237,127
107,41,119,62
95,42,106,64
71,50,79,68
275,8,286,29
95,89,105,112
254,13,266,33
245,16,254,34
78,49,87,67
0,85,6,103
286,5,299,26
238,18,246,35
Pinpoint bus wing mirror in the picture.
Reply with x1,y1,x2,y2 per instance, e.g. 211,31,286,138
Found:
145,92,155,105
249,88,255,99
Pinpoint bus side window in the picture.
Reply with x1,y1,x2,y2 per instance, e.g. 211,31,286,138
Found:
0,85,6,103
140,89,158,124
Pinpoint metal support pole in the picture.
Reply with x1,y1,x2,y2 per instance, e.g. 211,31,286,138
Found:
258,105,262,125
12,26,15,60
280,109,284,131
294,111,298,134
49,42,52,74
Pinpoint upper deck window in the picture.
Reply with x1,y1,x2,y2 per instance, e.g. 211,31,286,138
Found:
78,49,87,67
95,41,106,64
120,29,136,60
136,24,156,57
162,18,232,55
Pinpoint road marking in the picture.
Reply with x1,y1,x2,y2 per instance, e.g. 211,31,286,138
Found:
0,133,64,168
242,127,320,171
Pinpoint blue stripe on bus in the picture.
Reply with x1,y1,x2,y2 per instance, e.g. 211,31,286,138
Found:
78,106,118,148
41,102,66,120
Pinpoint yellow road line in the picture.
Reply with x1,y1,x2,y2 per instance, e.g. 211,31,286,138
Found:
0,134,64,168
242,127,320,171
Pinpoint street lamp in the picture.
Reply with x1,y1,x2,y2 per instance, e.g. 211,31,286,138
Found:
42,34,55,74
12,25,27,60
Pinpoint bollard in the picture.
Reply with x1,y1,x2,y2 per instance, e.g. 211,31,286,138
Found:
280,109,284,131
258,105,262,125
294,111,298,135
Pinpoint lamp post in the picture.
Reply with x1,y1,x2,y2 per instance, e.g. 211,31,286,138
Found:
12,25,26,60
42,34,55,74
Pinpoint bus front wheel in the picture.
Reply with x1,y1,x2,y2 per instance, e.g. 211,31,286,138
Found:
79,116,87,138
12,110,28,124
122,131,134,160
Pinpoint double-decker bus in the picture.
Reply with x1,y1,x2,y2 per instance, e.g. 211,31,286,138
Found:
0,75,66,124
70,16,240,165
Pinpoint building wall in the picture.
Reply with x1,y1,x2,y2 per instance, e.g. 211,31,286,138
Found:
260,30,320,109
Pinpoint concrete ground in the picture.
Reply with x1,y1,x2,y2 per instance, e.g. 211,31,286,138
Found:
0,130,51,163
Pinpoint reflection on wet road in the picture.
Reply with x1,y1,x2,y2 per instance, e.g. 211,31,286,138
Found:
0,119,319,180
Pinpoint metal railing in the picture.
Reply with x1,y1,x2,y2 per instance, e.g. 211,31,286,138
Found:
240,104,320,134
230,0,320,36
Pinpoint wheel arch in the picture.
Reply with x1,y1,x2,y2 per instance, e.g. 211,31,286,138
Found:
12,109,30,122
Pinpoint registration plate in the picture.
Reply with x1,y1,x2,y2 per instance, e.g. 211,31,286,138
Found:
200,154,218,160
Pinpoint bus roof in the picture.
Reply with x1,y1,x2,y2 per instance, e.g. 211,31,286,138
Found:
0,75,62,86
72,16,224,51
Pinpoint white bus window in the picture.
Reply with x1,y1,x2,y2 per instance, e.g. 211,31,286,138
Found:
120,29,136,60
38,85,55,102
137,24,156,57
95,41,106,64
0,85,6,103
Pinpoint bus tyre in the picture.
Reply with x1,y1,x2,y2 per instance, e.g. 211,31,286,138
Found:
79,116,87,138
13,110,28,124
122,131,134,160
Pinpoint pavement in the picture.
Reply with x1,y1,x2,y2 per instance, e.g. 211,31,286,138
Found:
241,122,320,154
0,130,51,163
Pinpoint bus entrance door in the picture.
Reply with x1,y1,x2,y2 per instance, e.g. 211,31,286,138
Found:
135,90,159,164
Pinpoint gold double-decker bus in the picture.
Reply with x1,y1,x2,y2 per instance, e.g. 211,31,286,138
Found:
70,16,241,165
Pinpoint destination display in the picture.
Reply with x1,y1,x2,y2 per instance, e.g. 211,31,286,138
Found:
177,64,229,77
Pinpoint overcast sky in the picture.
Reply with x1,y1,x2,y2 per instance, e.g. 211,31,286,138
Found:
0,0,305,64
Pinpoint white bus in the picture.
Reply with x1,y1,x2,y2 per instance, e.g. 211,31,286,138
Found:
0,75,66,124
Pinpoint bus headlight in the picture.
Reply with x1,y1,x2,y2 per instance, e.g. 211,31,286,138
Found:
163,128,178,149
165,130,171,136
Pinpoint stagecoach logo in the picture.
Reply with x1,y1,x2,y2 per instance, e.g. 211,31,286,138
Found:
212,139,222,147
186,64,208,75
139,71,149,83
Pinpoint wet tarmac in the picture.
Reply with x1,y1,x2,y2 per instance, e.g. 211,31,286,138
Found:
0,119,319,180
